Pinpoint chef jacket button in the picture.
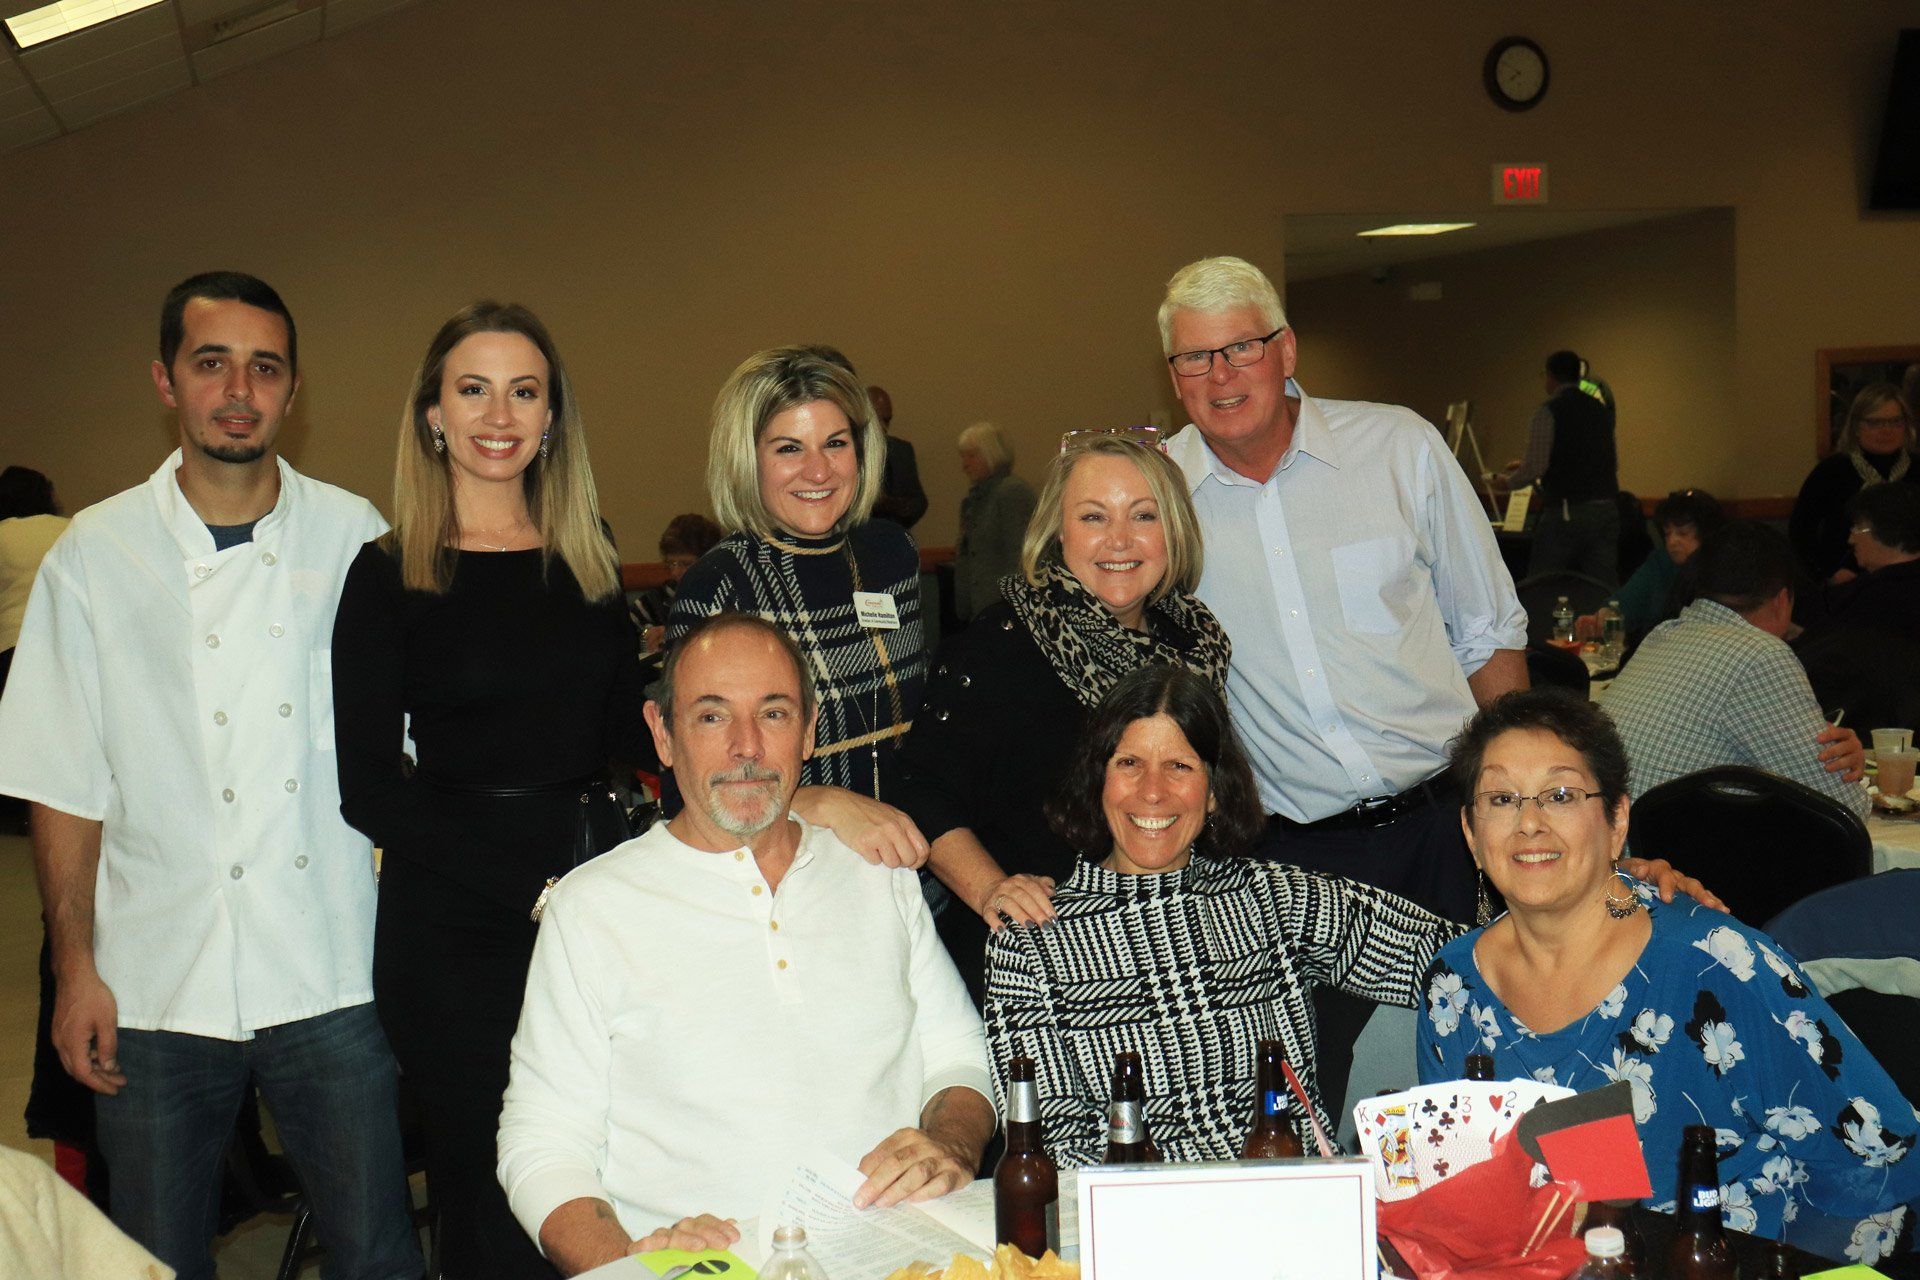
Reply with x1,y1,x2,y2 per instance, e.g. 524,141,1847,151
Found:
194,564,210,579
213,711,227,726
222,788,235,802
279,703,293,717
284,778,299,793
261,551,277,566
268,623,284,638
206,634,220,649
230,865,244,880
295,855,309,870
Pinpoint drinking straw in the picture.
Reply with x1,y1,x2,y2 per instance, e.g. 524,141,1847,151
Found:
1278,1058,1335,1157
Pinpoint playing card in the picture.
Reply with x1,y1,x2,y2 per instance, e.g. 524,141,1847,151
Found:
1355,1099,1421,1200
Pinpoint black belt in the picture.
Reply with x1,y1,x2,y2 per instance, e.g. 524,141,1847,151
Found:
1271,774,1458,834
417,771,613,801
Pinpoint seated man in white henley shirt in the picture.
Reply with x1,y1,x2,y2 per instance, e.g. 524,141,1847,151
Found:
497,612,994,1273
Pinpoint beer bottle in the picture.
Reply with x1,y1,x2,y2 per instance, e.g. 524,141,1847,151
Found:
1104,1050,1160,1163
1754,1238,1803,1280
1465,1052,1497,1081
1668,1125,1735,1279
1582,1201,1647,1275
995,1057,1060,1259
1240,1039,1304,1159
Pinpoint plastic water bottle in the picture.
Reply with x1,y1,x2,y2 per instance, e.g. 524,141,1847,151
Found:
1599,599,1624,660
1574,1226,1638,1278
761,1224,830,1280
1551,596,1576,645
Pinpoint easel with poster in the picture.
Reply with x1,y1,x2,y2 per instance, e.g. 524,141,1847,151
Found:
1446,400,1527,526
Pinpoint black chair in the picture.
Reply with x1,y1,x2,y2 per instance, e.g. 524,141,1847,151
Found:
1629,766,1872,928
1525,641,1591,693
1514,570,1616,648
1766,871,1920,1108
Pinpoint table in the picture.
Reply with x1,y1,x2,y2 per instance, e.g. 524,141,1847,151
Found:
1870,810,1920,872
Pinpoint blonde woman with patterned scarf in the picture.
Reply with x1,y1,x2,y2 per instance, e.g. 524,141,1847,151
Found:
895,433,1231,998
1791,382,1919,583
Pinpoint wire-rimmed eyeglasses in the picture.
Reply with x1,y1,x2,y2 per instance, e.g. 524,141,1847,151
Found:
1166,328,1285,378
1470,786,1603,819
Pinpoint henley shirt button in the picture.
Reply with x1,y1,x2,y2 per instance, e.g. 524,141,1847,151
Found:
295,855,309,870
194,564,210,579
213,711,228,726
751,884,763,896
268,623,284,638
777,959,788,970
734,851,745,861
206,634,220,649
284,778,299,793
261,551,277,566
770,920,780,931
278,703,292,717
222,788,235,802
230,865,244,880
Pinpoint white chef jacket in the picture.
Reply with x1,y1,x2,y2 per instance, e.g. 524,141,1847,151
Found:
0,451,388,1040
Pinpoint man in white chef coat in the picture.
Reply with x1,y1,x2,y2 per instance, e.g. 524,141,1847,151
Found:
0,272,422,1280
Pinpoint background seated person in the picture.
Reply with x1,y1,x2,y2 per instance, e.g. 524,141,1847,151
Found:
632,511,724,654
1790,382,1918,585
1604,521,1867,816
1616,488,1725,640
497,614,992,1275
1796,484,1920,736
1420,689,1920,1268
981,665,1711,1166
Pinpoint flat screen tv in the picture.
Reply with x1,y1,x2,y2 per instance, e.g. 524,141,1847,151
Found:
1870,29,1920,210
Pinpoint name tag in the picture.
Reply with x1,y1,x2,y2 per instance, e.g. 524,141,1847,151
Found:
853,591,899,630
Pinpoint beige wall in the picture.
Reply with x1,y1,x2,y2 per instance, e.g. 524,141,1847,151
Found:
1291,209,1736,496
2,1,1918,549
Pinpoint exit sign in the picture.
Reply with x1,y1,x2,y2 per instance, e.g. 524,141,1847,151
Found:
1492,163,1549,203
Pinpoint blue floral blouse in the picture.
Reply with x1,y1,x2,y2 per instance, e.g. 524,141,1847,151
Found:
1416,883,1920,1267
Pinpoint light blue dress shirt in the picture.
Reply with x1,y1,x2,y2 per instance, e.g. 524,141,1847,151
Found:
1168,382,1526,822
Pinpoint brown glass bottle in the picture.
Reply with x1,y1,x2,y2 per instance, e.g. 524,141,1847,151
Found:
1240,1039,1304,1159
995,1057,1060,1259
1582,1201,1647,1276
1668,1125,1735,1279
1103,1050,1161,1163
1754,1238,1803,1279
1464,1052,1497,1081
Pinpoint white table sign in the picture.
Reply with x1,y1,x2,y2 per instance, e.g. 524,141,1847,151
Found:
1077,1158,1375,1280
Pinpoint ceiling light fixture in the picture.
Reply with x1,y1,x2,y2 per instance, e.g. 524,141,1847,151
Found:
6,0,167,50
1356,222,1478,238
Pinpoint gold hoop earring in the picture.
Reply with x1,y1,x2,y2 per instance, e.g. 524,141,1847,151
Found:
1604,865,1643,920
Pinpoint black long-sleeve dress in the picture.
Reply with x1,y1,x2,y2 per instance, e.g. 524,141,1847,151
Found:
332,542,647,1279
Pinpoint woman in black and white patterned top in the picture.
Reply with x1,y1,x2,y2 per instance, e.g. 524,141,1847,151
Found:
984,663,1461,1164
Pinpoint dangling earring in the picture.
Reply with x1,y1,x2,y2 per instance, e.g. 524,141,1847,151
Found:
1604,863,1643,920
1475,867,1495,926
430,426,446,454
539,432,551,460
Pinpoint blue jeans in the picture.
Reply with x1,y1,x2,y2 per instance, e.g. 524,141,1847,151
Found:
95,1002,423,1280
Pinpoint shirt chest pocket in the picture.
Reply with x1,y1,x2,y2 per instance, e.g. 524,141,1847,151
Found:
1329,536,1421,636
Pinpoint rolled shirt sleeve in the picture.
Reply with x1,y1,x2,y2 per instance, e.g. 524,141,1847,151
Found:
1417,431,1528,676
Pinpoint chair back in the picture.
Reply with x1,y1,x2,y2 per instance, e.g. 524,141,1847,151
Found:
1628,766,1871,927
1514,570,1616,648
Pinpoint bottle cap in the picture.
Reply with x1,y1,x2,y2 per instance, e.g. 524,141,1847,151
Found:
1584,1226,1625,1258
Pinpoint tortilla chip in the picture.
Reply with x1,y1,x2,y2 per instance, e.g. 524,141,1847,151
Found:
1028,1251,1079,1279
991,1244,1035,1280
944,1256,992,1280
880,1265,939,1280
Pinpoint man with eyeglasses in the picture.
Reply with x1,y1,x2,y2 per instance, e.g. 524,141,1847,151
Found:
1155,255,1529,1095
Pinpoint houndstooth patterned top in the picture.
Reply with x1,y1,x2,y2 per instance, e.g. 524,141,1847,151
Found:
983,854,1459,1165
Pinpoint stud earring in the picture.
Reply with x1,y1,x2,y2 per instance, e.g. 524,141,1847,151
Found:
539,432,550,460
430,426,445,454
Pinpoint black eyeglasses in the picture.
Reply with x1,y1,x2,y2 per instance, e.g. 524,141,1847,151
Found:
1167,328,1285,378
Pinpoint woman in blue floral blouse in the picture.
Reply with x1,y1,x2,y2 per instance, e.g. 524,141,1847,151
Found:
1419,688,1920,1267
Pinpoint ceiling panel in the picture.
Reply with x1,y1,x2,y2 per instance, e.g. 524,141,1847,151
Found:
53,55,189,125
324,0,415,38
18,4,179,79
30,29,182,100
0,99,58,149
190,5,321,79
179,0,283,22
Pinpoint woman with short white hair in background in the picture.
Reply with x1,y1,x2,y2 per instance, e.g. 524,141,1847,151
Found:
952,421,1036,622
